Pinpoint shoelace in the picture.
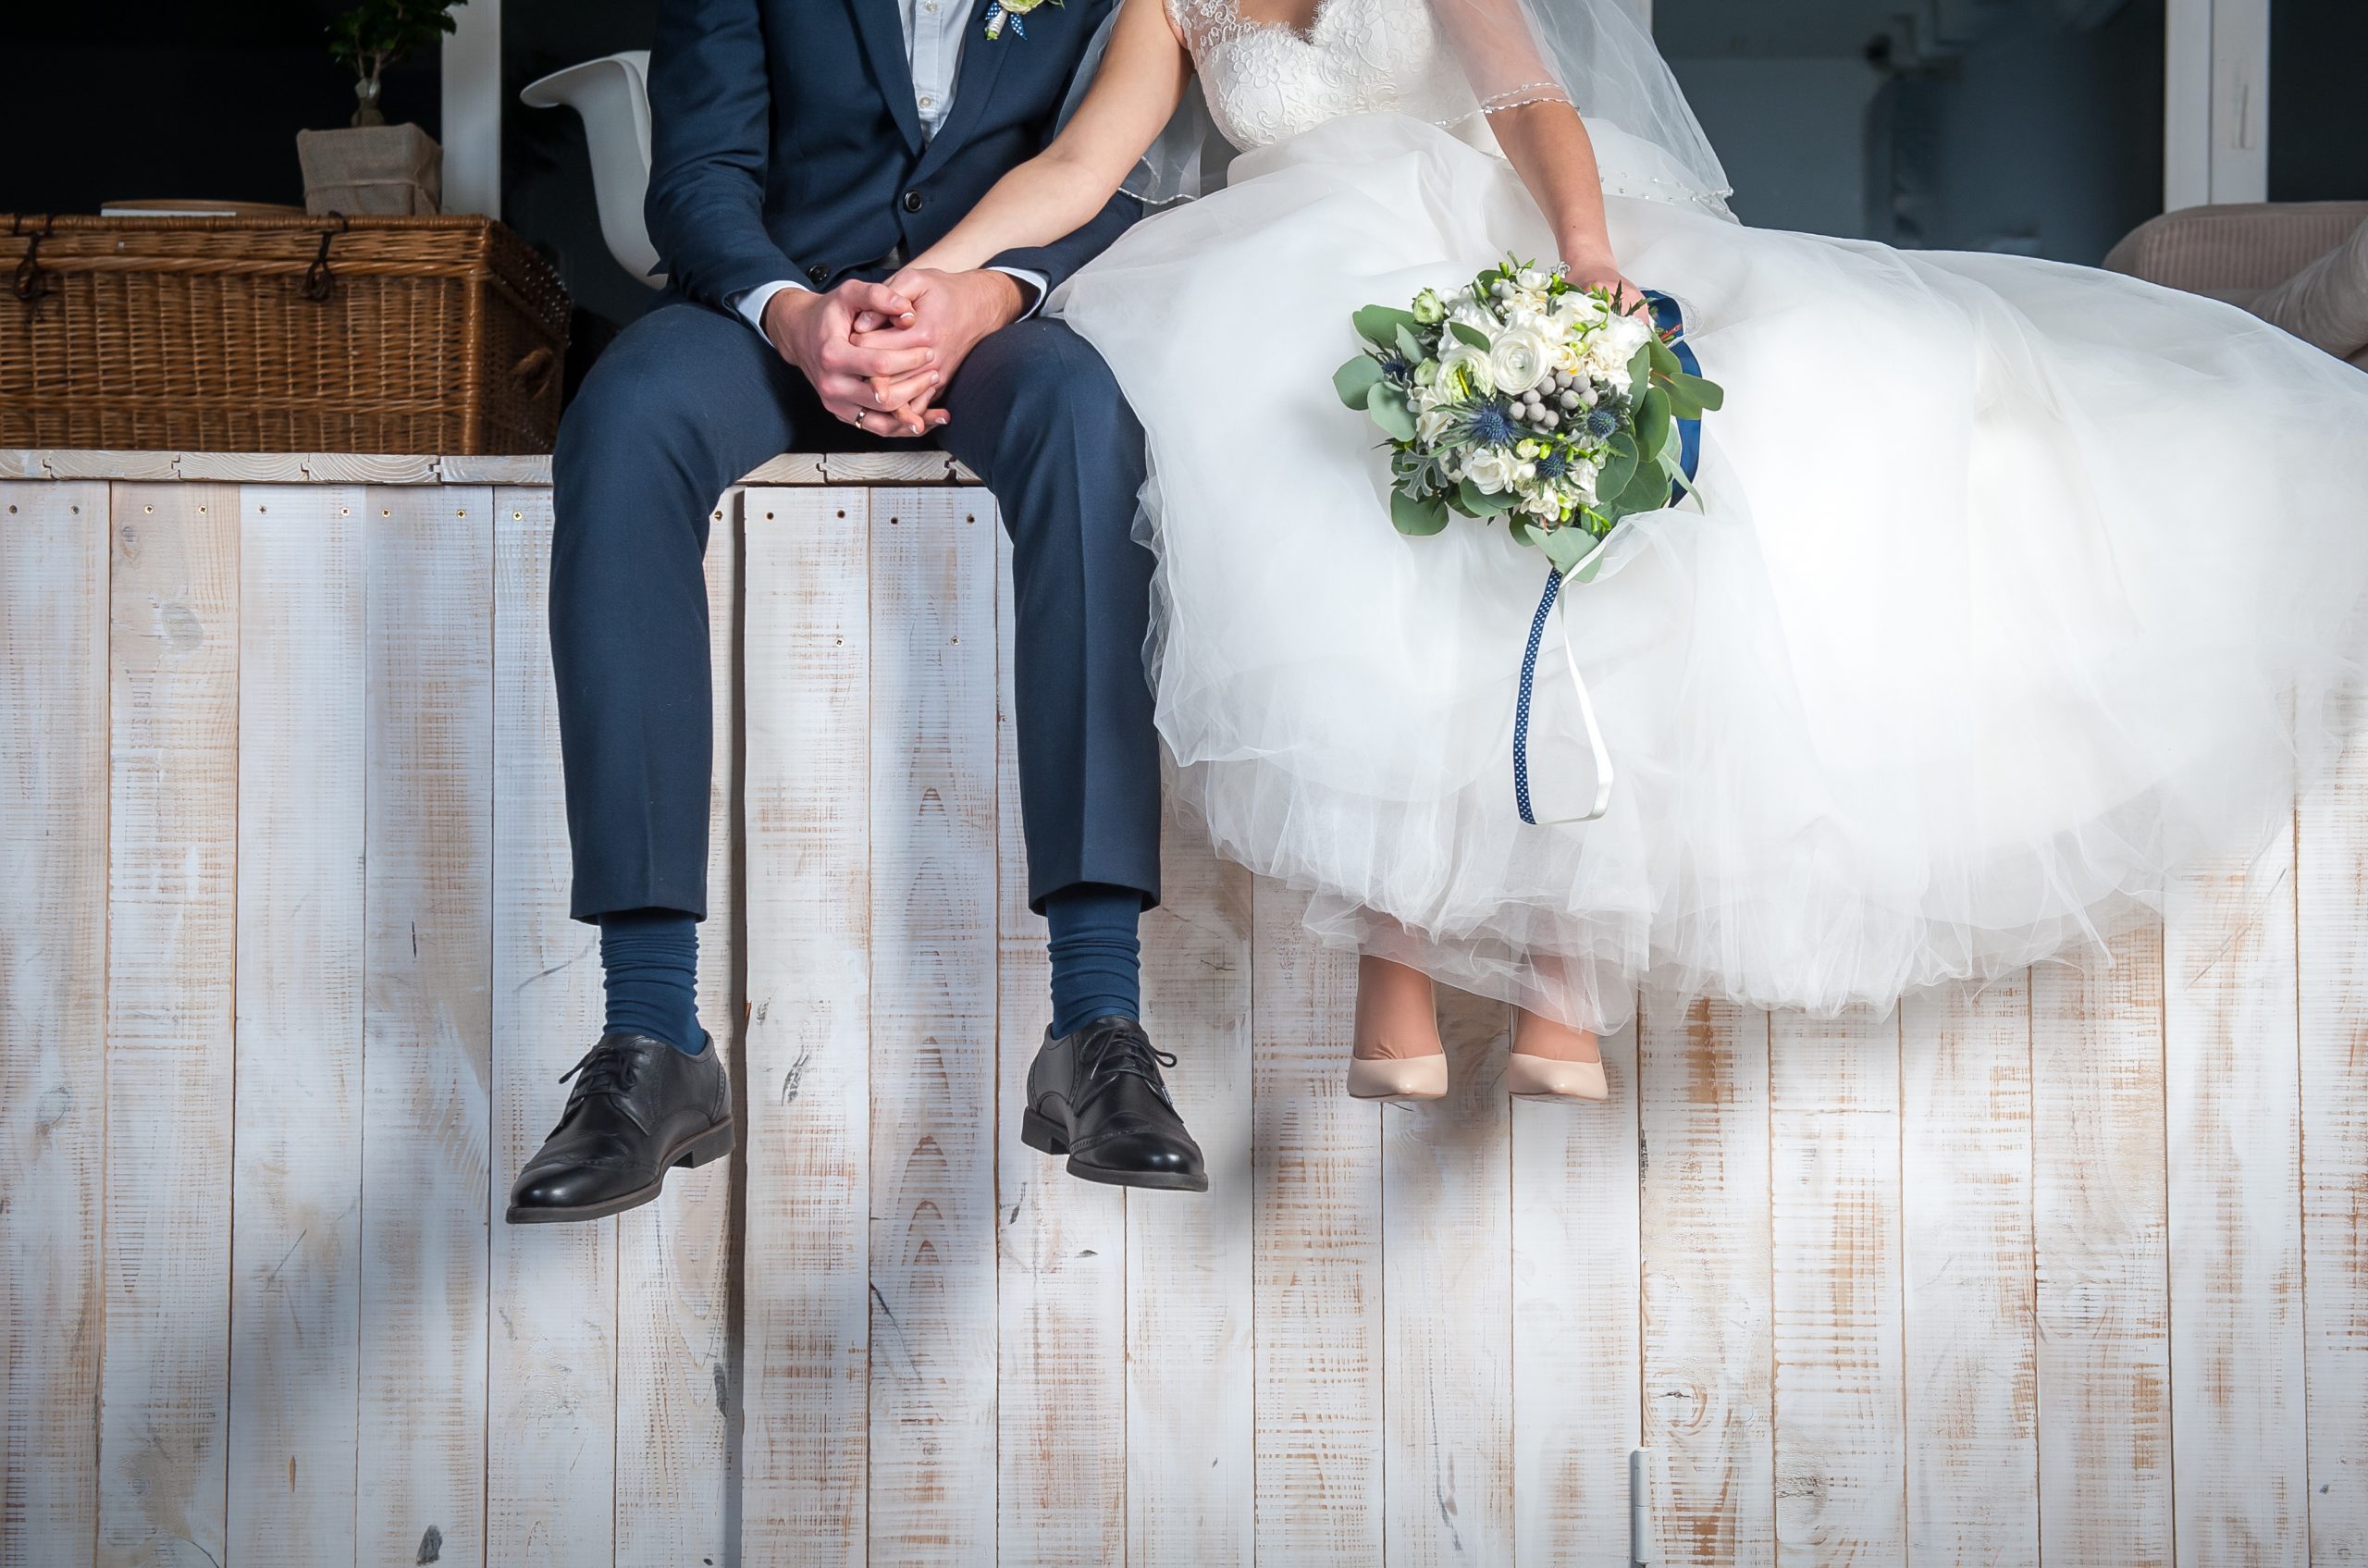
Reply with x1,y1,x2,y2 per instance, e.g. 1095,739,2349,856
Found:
1080,1022,1179,1105
550,1037,652,1133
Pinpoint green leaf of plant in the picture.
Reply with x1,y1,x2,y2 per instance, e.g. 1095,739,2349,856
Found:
1670,370,1724,413
1449,320,1492,351
1625,342,1655,398
1333,355,1385,410
1354,304,1421,349
1507,516,1539,549
1615,453,1676,516
1391,488,1450,537
1593,442,1638,507
1458,476,1507,519
1634,387,1672,462
1538,527,1587,574
1395,326,1427,364
1646,333,1684,380
1366,382,1418,442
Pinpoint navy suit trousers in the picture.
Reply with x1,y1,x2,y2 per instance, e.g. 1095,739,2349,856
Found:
550,297,1159,923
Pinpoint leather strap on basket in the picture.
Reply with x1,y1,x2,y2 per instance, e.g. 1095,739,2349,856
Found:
302,213,351,302
11,214,55,306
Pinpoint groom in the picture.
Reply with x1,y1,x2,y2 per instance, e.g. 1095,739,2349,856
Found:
505,0,1208,1224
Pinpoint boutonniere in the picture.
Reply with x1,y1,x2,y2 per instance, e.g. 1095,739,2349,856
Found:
983,0,1058,40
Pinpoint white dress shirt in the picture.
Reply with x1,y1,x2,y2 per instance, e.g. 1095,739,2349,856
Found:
732,0,1048,335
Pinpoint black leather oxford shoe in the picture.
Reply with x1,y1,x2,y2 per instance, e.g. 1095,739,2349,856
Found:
506,1031,734,1224
1021,1016,1208,1192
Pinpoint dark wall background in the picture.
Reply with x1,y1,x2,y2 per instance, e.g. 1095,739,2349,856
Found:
503,0,660,333
2271,0,2368,202
1,0,441,212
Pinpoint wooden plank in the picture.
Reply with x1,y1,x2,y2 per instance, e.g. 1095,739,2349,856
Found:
0,450,48,478
177,453,314,483
1512,1014,1642,1568
1383,988,1514,1568
1640,997,1774,1568
1129,833,1257,1568
355,484,494,1568
739,487,870,1566
866,488,999,1564
486,485,617,1567
2165,833,2309,1567
48,451,179,481
1769,1006,1905,1568
1899,976,2037,1566
613,490,739,1568
2300,692,2368,1566
2030,927,2173,1568
0,480,109,1568
227,484,367,1568
438,457,554,487
1252,884,1382,1566
94,480,239,1568
993,524,1127,1567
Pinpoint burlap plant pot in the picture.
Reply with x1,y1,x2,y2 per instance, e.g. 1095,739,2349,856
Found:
296,123,443,216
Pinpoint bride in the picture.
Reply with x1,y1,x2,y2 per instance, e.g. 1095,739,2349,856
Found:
870,0,2368,1100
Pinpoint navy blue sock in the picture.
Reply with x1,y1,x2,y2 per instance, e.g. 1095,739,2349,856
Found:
1044,883,1143,1038
598,908,702,1056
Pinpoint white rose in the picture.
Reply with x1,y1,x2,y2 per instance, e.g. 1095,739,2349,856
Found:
1486,326,1556,396
1461,445,1517,494
1603,312,1654,360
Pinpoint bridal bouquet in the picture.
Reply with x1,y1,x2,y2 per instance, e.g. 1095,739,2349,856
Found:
1333,257,1723,574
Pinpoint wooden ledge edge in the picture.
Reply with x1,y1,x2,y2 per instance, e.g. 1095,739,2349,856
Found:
1,451,982,486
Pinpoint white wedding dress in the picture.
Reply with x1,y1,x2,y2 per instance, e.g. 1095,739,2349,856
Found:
1050,0,2368,1031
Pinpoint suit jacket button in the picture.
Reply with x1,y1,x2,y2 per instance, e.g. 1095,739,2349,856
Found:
903,190,926,213
806,264,830,285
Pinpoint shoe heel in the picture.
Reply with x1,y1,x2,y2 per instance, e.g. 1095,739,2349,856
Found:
1019,1105,1069,1156
675,1119,737,1169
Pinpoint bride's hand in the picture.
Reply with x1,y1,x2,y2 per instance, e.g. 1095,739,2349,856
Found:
1563,253,1648,315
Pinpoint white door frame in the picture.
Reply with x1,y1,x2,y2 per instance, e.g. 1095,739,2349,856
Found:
440,0,503,218
2165,0,2269,210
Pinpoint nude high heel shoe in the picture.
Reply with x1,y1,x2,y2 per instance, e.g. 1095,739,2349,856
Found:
1508,1009,1608,1102
1347,956,1448,1101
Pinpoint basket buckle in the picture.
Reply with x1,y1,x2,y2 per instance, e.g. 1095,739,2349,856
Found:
301,213,351,302
10,214,54,308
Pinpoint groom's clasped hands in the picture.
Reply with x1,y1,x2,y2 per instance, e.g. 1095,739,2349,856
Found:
757,267,1029,438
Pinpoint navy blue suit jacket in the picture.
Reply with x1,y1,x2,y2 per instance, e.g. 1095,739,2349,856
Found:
644,0,1142,308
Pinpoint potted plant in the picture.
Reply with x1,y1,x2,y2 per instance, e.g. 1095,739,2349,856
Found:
296,0,469,216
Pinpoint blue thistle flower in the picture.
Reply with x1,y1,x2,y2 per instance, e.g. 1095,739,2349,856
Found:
1535,450,1572,482
1462,401,1518,448
1585,405,1620,440
1380,352,1413,384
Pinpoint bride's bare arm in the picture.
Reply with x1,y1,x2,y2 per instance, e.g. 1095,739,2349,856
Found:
1430,0,1636,302
1486,104,1637,301
906,0,1193,274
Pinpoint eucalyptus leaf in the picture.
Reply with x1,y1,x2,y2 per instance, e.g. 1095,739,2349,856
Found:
1449,320,1492,351
1459,476,1507,519
1614,452,1675,516
1634,387,1672,460
1538,527,1587,574
1670,370,1724,413
1507,516,1539,549
1332,355,1384,410
1393,326,1425,366
1353,304,1420,349
1646,333,1683,380
1625,342,1655,398
1391,488,1450,537
1366,381,1417,442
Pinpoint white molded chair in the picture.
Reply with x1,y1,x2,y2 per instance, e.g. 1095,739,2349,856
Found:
520,51,667,289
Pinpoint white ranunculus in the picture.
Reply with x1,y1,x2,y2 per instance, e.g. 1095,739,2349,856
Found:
1439,340,1494,398
1461,445,1517,494
1603,311,1654,360
1487,326,1556,396
1416,408,1455,444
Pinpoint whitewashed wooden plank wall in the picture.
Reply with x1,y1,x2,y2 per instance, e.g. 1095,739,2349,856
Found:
3,462,2368,1568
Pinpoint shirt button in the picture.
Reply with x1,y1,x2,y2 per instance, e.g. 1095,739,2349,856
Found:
918,94,935,110
807,264,830,285
903,190,925,213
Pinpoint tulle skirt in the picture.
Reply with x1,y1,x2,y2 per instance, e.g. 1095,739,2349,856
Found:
1051,110,2368,1032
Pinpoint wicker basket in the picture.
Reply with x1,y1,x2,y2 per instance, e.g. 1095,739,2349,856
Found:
1,213,570,454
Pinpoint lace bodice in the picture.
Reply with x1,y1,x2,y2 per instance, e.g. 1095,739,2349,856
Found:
1168,0,1483,152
